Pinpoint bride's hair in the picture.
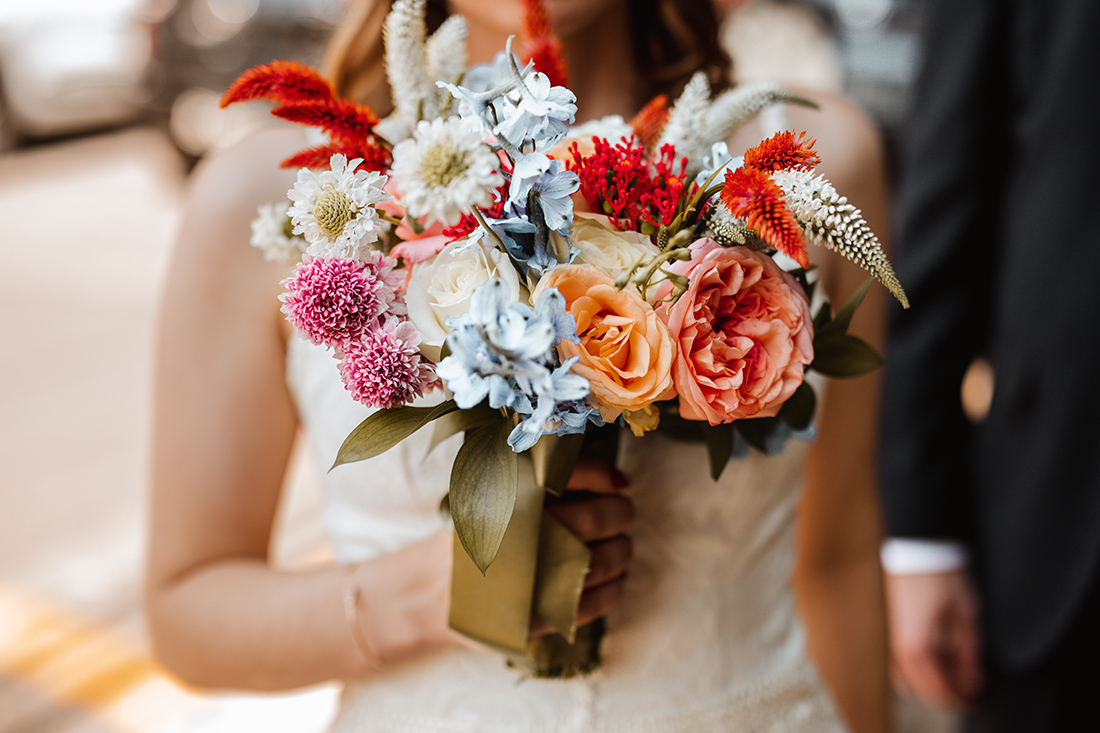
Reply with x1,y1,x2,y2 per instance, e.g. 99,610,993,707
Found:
324,0,733,110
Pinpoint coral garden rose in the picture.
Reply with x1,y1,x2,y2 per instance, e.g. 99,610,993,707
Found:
535,264,675,423
550,214,659,288
405,239,522,361
656,239,813,425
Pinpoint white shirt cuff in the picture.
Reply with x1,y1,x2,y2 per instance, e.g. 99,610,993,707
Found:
880,538,970,575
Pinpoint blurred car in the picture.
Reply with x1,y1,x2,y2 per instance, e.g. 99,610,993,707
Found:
146,0,344,158
0,0,157,149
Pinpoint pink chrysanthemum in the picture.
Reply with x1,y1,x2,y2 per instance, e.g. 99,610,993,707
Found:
280,255,395,347
338,318,437,409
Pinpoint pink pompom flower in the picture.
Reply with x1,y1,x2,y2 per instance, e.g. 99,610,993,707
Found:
338,317,438,409
280,254,399,348
654,239,813,425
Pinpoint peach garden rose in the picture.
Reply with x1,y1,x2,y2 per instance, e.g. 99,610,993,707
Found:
535,264,675,424
655,239,813,425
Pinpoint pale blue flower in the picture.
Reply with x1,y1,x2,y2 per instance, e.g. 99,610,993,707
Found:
494,71,576,153
508,153,579,235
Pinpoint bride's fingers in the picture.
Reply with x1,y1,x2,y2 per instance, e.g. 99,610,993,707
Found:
575,575,626,627
565,456,629,494
585,536,633,588
546,495,635,543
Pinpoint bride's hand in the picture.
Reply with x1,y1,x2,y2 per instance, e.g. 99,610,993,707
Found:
533,456,634,637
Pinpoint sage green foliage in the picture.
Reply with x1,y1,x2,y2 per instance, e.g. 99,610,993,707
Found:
450,418,519,574
331,400,458,470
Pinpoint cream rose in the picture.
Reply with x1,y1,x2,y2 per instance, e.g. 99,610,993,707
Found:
550,215,659,286
405,239,522,361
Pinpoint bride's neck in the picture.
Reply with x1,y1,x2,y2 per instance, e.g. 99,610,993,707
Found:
560,6,647,122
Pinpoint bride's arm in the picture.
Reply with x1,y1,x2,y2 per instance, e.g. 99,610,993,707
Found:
145,128,457,689
783,94,892,733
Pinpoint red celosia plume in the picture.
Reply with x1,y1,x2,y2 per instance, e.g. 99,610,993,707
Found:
220,60,334,108
520,0,569,88
629,95,670,151
720,167,809,267
279,142,390,173
743,130,821,172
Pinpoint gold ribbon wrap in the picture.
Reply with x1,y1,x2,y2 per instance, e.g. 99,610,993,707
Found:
448,433,604,677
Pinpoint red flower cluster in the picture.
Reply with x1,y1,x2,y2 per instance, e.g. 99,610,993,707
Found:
568,137,688,232
221,61,390,173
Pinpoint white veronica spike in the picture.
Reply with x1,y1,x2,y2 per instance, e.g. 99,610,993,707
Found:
657,72,711,165
382,0,431,141
773,168,909,308
425,14,469,118
702,82,816,160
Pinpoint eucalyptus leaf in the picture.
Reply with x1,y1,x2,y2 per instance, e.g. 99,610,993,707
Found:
811,334,885,378
331,400,458,470
701,422,735,481
450,419,519,574
779,381,817,430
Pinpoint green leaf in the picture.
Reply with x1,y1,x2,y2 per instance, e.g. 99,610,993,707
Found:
701,422,734,481
331,400,458,470
811,334,885,378
816,277,874,342
779,381,817,430
450,418,519,574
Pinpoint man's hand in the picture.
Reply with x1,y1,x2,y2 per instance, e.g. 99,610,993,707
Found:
885,569,984,707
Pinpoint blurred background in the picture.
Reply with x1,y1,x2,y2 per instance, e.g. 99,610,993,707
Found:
0,0,952,730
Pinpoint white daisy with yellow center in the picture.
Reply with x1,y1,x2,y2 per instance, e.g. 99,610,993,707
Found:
287,153,392,259
391,116,504,228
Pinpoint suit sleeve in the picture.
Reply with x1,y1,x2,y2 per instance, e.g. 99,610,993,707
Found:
878,0,1010,540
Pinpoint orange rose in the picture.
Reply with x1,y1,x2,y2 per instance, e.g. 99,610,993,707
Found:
535,264,675,423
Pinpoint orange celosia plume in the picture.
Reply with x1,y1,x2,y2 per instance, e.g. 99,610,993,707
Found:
720,167,809,267
629,95,670,151
520,0,569,88
743,130,821,172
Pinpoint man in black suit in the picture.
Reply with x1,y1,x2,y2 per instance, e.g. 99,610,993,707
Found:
879,0,1100,729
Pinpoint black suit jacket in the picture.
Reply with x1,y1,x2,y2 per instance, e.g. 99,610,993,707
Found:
880,0,1100,671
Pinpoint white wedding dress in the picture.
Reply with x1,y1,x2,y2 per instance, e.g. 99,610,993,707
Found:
287,335,846,732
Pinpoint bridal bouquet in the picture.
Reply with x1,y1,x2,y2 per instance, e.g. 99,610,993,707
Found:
225,0,907,677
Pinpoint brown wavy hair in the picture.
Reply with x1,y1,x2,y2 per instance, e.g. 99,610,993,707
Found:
323,0,732,111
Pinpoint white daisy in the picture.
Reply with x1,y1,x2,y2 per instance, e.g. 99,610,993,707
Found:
391,116,504,227
287,154,392,259
250,202,307,264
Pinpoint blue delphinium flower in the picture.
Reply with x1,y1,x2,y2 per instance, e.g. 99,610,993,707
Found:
435,279,595,452
509,153,580,235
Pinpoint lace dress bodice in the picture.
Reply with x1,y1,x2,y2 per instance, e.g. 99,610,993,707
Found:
286,336,845,732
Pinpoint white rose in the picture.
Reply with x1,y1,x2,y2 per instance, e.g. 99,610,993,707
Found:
552,215,659,284
405,239,522,361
